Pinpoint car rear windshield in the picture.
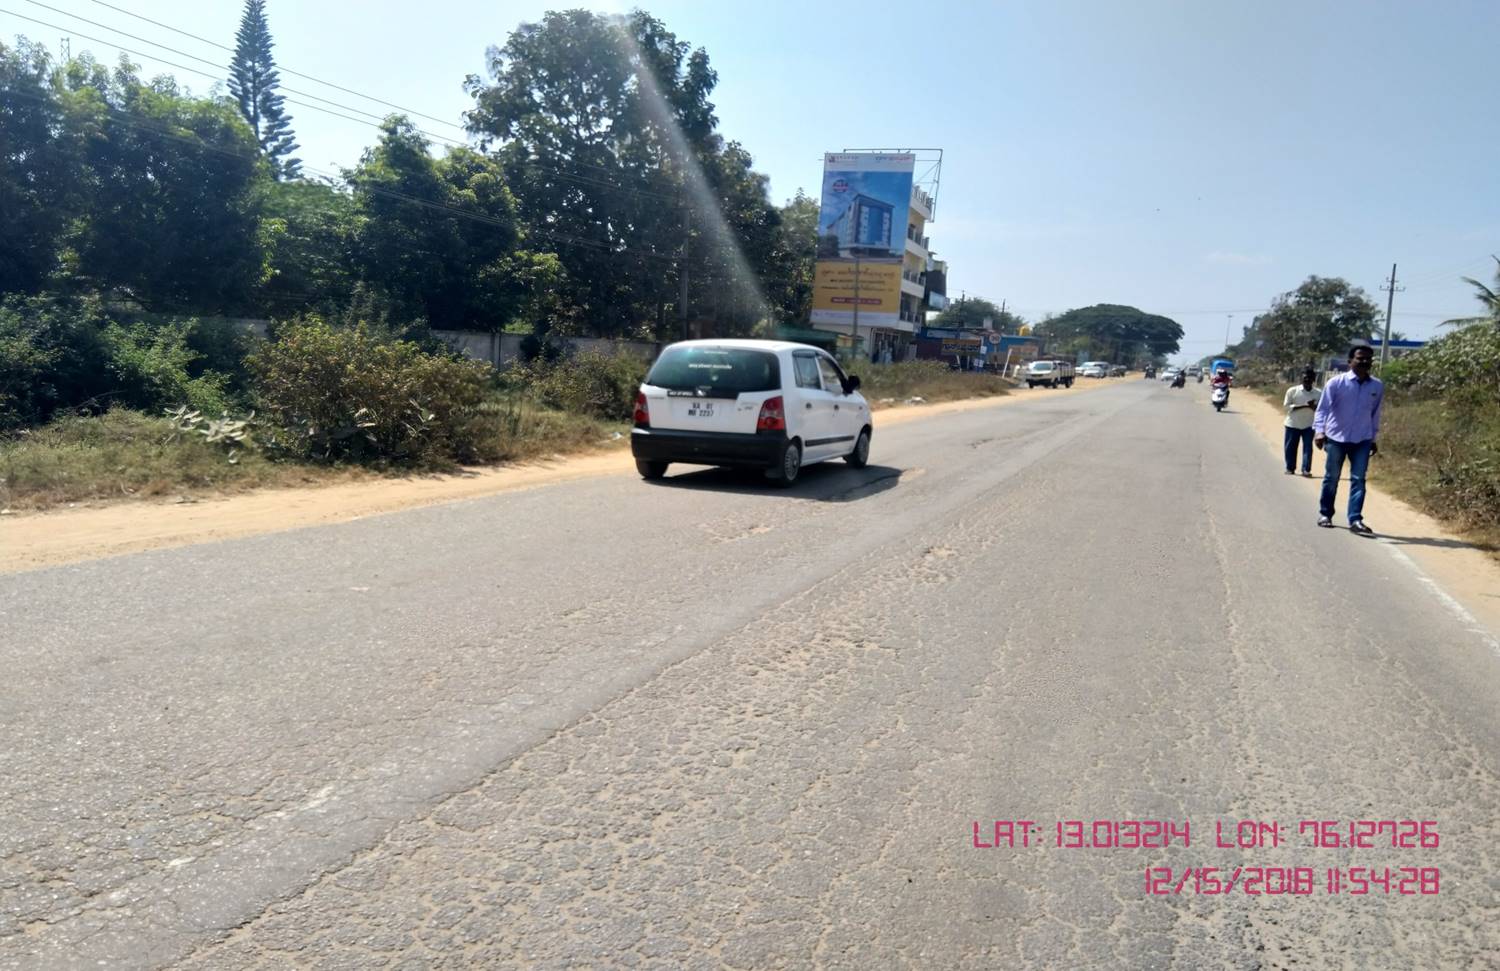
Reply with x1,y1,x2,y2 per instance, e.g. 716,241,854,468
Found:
645,346,781,397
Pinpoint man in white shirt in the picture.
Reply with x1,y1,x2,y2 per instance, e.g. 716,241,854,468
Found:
1283,367,1321,476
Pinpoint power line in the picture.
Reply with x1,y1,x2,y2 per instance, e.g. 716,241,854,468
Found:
1,7,691,207
69,0,467,131
3,6,469,144
64,0,720,199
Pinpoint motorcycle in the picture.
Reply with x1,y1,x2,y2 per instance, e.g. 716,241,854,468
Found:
1197,372,1204,384
1171,372,1186,389
1211,385,1229,411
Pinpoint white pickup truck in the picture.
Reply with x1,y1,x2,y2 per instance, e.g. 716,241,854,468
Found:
1025,360,1075,389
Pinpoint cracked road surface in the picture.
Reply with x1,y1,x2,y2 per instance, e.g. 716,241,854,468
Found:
4,381,1498,969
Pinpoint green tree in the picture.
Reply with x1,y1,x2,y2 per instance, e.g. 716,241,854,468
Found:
58,56,266,314
1034,304,1183,363
257,178,357,316
0,40,81,295
932,296,1024,333
762,190,819,323
1254,276,1379,368
228,0,300,180
465,9,774,339
345,117,559,333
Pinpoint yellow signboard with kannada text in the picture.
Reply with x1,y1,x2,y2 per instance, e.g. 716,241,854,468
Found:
812,262,903,318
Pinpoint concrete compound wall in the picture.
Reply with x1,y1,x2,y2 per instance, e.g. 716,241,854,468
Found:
431,331,662,368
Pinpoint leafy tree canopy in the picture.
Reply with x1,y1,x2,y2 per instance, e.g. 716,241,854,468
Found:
1034,304,1183,363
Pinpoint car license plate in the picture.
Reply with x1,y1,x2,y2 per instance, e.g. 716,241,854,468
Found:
687,402,715,418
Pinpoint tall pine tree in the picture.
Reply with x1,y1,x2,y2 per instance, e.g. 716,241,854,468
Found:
228,0,300,179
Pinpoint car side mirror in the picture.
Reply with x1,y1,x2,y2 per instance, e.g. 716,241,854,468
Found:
843,375,861,394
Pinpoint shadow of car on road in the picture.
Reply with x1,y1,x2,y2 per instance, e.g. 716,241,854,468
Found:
643,463,906,503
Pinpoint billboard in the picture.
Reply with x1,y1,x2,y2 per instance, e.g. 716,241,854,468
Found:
811,153,915,329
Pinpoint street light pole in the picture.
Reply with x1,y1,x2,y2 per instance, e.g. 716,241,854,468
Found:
850,249,861,351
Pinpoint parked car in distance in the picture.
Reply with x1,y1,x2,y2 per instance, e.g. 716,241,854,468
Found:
630,339,870,487
1080,362,1108,378
1109,365,1127,377
1026,360,1075,388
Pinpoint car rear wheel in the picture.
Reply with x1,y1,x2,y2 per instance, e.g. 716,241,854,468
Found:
636,459,668,480
768,440,802,487
845,428,871,468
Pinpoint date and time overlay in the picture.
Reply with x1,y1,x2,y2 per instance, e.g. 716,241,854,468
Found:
969,819,1445,896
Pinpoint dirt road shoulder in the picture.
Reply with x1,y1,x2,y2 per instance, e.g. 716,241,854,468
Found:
1234,387,1500,646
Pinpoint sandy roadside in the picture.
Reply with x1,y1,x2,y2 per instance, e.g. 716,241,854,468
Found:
0,379,1125,573
1233,385,1500,644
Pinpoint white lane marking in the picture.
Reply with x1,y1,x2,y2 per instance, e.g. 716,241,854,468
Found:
1380,541,1500,660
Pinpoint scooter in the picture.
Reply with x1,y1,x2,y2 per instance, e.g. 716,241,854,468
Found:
1211,385,1229,411
1171,372,1186,389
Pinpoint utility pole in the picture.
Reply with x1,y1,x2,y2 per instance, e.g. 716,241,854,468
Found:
1225,314,1234,352
850,249,861,348
1379,263,1403,368
679,205,692,341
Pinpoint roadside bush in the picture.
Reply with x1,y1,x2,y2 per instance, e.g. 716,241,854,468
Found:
0,295,111,428
508,350,648,422
102,319,235,417
1376,396,1500,534
1391,323,1500,413
247,317,493,463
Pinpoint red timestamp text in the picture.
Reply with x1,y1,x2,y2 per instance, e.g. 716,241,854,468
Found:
1297,819,1439,849
969,820,1192,849
1145,866,1440,896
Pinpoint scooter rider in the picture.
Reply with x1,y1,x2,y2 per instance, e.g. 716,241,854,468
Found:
1211,367,1232,403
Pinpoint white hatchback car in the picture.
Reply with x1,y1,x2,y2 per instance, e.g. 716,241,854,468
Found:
630,339,871,486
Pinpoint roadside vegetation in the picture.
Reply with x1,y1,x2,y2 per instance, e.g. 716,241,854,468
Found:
0,306,1016,512
1237,263,1500,555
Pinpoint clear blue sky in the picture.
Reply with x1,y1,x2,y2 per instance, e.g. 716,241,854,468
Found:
7,0,1497,357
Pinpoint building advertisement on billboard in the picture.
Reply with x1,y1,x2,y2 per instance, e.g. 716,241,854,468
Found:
811,153,915,329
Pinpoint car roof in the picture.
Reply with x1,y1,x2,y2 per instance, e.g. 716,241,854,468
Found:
662,338,823,354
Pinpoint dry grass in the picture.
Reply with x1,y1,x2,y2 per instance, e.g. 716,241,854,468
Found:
0,401,628,513
855,360,1013,408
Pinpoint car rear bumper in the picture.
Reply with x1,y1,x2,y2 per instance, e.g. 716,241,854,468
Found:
631,427,786,467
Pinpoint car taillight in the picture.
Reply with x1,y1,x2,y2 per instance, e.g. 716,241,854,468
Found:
756,396,785,432
633,392,650,428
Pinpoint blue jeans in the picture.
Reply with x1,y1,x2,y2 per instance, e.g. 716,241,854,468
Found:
1284,426,1313,473
1320,439,1373,523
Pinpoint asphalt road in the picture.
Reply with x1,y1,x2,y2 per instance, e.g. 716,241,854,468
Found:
3,380,1498,970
